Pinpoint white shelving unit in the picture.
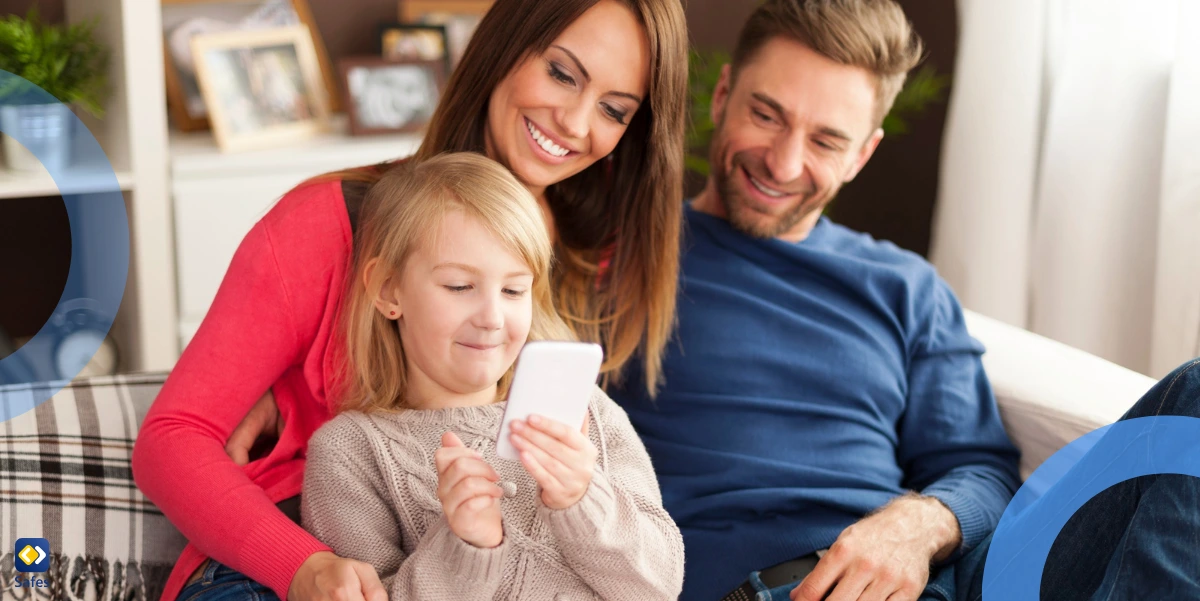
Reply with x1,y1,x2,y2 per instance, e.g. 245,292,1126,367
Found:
71,0,178,373
2,0,424,375
170,116,422,349
0,0,179,374
0,164,136,199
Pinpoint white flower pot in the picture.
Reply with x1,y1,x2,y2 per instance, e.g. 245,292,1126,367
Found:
0,103,74,172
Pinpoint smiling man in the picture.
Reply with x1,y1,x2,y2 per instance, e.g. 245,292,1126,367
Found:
611,1,1022,600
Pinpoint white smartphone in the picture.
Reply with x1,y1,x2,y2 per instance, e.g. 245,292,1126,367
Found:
495,341,604,461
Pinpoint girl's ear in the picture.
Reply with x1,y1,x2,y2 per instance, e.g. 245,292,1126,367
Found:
364,257,402,320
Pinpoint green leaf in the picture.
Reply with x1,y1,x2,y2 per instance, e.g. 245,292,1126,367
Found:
0,7,109,118
685,154,710,178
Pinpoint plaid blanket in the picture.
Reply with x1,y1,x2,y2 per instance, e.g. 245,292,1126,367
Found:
0,373,185,601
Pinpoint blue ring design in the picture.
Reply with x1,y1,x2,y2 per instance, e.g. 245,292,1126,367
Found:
983,415,1200,599
0,70,129,417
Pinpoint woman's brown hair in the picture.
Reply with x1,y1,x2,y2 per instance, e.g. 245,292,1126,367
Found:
312,0,687,394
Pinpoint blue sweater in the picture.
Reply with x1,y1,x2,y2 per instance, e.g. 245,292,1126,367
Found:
610,206,1021,600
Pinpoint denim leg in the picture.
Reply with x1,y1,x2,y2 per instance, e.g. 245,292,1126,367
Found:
914,532,993,601
1089,473,1200,600
1041,358,1200,600
1040,475,1150,600
176,561,280,601
1117,358,1200,421
941,359,1200,601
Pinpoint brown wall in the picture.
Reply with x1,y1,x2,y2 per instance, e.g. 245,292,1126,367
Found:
0,0,62,22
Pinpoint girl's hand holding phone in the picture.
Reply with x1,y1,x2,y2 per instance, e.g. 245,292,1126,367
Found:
509,413,598,510
435,432,504,548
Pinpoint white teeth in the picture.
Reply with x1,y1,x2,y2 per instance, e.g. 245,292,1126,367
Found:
749,176,786,198
527,120,569,157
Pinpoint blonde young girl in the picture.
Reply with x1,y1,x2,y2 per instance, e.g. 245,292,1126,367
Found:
299,153,684,601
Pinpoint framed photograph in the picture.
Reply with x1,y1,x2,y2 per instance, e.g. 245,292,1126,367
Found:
398,1,494,69
340,57,445,136
379,23,450,72
192,26,332,152
162,0,339,132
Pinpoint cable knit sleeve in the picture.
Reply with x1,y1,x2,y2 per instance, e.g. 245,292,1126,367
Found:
301,413,510,601
537,390,686,600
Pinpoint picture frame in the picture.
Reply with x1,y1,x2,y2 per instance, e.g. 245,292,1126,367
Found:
340,56,446,136
191,25,332,152
378,22,450,74
398,1,494,69
161,0,339,132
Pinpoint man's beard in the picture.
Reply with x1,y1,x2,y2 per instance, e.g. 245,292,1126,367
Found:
709,120,827,240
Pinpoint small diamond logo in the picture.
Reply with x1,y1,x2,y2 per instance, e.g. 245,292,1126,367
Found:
14,538,49,572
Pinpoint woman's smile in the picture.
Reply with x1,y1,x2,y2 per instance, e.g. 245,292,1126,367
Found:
523,116,578,164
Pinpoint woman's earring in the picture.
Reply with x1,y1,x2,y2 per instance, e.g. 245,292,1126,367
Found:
389,311,396,317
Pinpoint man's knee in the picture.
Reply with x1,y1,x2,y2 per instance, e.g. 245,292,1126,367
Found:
1123,358,1200,420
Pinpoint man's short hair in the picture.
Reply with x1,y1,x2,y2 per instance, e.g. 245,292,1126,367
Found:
731,0,924,128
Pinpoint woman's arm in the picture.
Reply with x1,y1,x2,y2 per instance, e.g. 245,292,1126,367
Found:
303,417,511,601
538,394,686,601
131,184,346,599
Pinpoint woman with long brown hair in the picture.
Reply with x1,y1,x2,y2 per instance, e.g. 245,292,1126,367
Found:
130,1,687,601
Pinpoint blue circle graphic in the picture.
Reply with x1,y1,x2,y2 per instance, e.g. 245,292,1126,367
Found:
0,70,129,418
983,415,1200,599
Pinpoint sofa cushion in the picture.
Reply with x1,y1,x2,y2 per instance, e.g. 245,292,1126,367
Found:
964,310,1157,479
0,373,185,601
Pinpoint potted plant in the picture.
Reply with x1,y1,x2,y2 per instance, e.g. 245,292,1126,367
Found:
0,9,108,172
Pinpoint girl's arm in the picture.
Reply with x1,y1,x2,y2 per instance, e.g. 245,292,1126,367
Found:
537,393,686,601
303,416,511,601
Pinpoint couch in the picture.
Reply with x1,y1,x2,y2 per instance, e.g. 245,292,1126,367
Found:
0,310,1158,601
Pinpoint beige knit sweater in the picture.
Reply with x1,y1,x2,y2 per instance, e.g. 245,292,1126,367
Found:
300,387,685,601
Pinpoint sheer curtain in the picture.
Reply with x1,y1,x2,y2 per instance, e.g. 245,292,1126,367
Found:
930,0,1200,378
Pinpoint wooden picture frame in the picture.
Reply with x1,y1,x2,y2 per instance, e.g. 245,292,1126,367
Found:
162,0,340,132
378,22,450,74
340,56,446,136
192,26,332,152
398,1,494,69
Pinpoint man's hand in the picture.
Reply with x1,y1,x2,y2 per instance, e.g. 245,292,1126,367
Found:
288,551,387,601
226,389,284,465
509,413,597,510
790,495,961,601
435,432,505,548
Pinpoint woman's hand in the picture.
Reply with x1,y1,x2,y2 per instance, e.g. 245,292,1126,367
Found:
435,432,505,548
288,551,387,601
509,413,597,510
225,389,284,465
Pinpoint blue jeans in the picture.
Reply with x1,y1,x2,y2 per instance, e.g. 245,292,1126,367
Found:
748,358,1200,601
177,560,280,601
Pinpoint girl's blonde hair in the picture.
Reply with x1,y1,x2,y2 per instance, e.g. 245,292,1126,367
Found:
338,153,574,413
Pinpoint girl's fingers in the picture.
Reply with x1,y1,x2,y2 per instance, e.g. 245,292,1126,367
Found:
434,444,477,476
526,415,590,451
518,448,565,492
510,419,574,458
442,431,465,448
444,476,503,515
513,433,577,486
437,457,499,500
